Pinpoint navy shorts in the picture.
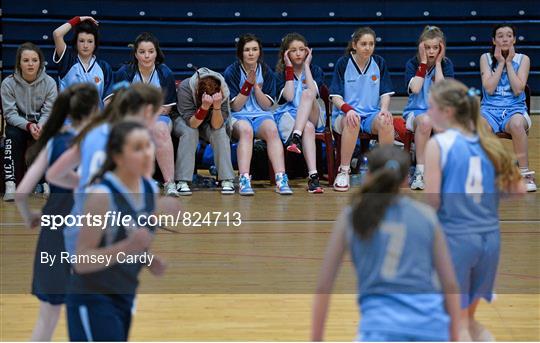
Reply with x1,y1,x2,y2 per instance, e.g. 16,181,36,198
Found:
67,294,133,341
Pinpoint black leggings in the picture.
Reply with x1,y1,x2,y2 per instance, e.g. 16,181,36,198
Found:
3,124,35,183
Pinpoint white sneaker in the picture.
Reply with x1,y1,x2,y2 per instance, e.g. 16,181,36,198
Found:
410,171,425,190
164,181,180,197
3,181,16,202
522,171,537,192
333,168,350,192
176,181,192,196
221,180,235,195
42,182,50,198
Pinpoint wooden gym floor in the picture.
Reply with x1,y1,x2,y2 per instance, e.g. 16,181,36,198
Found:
0,117,538,341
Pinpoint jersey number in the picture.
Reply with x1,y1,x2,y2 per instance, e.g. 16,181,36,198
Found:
465,156,484,197
380,223,406,280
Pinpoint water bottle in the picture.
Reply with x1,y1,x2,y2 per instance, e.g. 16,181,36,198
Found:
359,156,369,184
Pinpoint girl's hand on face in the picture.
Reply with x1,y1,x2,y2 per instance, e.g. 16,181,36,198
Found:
506,46,516,63
211,92,223,108
435,42,446,65
284,49,293,67
494,45,505,65
419,41,428,64
201,92,214,110
304,48,313,66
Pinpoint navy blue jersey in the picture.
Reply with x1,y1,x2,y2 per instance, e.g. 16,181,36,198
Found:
53,46,113,105
68,172,157,298
115,63,177,107
32,130,77,303
330,54,394,119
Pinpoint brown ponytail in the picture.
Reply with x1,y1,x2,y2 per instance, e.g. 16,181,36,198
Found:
351,146,410,239
430,79,522,191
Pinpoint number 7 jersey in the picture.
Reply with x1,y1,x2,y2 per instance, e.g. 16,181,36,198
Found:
434,128,499,234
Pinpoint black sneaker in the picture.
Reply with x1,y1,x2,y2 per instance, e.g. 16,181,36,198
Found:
307,173,324,193
287,133,302,154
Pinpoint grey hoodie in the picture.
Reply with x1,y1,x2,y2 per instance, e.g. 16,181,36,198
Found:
176,67,230,123
1,67,58,130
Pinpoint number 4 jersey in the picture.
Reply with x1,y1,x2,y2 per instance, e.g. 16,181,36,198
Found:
434,128,499,235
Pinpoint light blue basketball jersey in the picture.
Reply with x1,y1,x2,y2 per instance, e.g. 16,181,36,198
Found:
273,70,316,122
53,47,113,106
481,53,527,112
434,129,499,235
345,198,449,339
132,68,161,88
402,57,454,118
234,64,272,118
64,123,110,255
330,54,394,120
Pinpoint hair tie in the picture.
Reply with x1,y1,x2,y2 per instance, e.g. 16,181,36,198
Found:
467,87,481,97
384,160,400,171
112,81,130,92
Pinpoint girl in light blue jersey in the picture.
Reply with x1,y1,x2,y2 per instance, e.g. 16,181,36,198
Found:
46,84,163,256
403,26,454,190
115,32,179,196
274,33,327,194
479,24,535,192
224,33,291,195
52,16,113,106
312,145,460,341
330,27,395,192
425,79,525,340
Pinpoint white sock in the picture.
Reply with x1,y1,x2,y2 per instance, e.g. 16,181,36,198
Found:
519,167,529,174
293,129,302,137
416,164,425,174
308,170,318,177
340,165,350,172
275,172,283,180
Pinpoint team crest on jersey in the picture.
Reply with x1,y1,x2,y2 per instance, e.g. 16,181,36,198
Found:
94,76,101,84
371,75,378,81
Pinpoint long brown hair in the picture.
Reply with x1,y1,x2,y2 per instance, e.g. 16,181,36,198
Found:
430,79,521,190
276,32,308,73
72,83,162,146
351,146,410,239
345,27,376,55
15,42,45,75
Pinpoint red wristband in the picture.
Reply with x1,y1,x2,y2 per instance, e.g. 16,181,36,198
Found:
285,66,294,81
26,122,34,132
68,16,81,27
340,103,354,114
415,63,427,78
194,107,208,120
240,80,254,96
